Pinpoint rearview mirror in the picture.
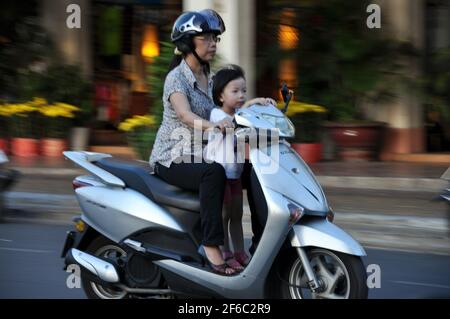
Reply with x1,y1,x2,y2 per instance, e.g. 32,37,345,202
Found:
280,82,293,113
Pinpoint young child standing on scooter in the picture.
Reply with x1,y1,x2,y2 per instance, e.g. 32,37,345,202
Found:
206,64,275,272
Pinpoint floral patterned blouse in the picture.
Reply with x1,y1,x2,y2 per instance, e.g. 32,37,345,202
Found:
149,59,215,168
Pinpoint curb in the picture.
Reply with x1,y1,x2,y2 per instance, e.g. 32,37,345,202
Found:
317,176,447,193
8,167,84,176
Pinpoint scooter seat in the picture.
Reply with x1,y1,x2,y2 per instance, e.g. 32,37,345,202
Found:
95,158,200,212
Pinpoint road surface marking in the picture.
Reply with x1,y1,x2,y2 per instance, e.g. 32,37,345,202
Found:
0,239,12,242
392,280,450,290
0,247,54,254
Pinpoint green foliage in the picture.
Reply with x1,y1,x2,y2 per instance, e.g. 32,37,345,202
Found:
40,117,72,139
117,41,174,160
0,17,53,99
9,114,40,139
146,42,175,128
19,64,94,127
126,128,157,160
291,111,325,143
423,47,450,127
118,115,158,160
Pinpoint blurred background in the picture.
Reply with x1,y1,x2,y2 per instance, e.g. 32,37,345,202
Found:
0,0,449,160
0,0,449,299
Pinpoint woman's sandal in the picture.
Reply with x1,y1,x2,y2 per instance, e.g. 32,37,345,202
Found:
198,246,236,276
234,251,250,266
222,251,244,272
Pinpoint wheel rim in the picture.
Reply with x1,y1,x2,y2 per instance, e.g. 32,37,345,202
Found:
89,245,127,299
288,249,351,299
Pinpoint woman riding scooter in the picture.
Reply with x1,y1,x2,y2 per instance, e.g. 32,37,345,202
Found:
149,9,237,275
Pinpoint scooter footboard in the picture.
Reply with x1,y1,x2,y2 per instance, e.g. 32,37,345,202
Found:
290,218,366,256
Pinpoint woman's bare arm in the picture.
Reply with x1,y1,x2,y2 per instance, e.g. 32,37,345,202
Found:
170,92,233,131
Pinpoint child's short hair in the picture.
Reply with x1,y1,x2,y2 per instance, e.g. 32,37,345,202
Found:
213,64,245,106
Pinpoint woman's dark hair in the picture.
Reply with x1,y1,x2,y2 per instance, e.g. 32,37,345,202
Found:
167,36,210,75
168,55,184,73
213,64,245,106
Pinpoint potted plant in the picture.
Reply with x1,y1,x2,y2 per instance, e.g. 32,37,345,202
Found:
34,64,94,152
5,98,42,157
281,100,327,164
118,115,157,160
38,101,80,157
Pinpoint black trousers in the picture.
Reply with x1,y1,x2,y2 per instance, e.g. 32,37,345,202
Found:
242,162,265,254
155,157,226,246
155,158,265,251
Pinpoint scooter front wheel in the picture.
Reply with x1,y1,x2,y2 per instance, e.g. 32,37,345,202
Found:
276,248,368,299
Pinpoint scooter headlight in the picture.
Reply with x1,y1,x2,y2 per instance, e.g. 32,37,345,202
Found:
260,113,295,138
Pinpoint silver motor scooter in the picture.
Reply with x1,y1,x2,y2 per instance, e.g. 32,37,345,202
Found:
61,88,368,299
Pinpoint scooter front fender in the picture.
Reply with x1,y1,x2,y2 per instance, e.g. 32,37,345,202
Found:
290,219,366,256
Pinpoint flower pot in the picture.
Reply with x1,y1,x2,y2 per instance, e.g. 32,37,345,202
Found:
0,138,8,155
70,127,90,151
292,143,323,164
41,138,68,157
324,122,386,161
11,138,39,157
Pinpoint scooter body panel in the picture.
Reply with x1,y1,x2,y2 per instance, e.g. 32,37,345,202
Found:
250,143,328,213
290,219,367,256
76,186,184,243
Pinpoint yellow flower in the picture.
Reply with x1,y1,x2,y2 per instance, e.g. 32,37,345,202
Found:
3,102,37,116
0,98,79,119
39,102,80,118
118,115,157,132
0,104,13,117
28,97,48,107
118,122,131,132
277,100,327,116
53,102,80,112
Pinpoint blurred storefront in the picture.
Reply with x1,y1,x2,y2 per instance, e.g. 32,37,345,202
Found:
41,0,449,159
251,0,450,160
372,0,450,159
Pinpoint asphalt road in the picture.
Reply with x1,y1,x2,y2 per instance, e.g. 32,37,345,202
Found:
0,222,449,299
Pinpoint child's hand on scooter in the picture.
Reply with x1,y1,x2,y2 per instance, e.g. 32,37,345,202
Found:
242,97,276,108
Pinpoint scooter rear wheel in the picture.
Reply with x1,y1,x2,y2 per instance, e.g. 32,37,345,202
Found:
81,236,128,299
